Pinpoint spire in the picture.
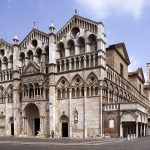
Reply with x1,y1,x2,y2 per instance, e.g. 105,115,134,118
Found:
49,20,55,34
13,35,19,45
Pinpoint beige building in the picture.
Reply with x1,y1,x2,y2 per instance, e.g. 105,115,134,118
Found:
0,14,149,138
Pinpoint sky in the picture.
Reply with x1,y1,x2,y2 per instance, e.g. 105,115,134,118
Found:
0,0,150,80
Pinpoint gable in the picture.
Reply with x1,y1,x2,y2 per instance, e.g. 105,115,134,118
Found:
56,15,99,41
115,43,130,65
137,68,145,83
23,61,40,76
19,28,49,51
0,39,12,51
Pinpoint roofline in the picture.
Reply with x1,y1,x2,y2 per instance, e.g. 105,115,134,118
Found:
0,38,13,47
19,28,49,45
56,14,102,35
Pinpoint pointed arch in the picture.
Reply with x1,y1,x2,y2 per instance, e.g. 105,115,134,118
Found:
56,76,69,88
86,72,98,85
71,74,84,86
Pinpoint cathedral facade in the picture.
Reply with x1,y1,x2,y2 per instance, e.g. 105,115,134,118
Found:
0,15,149,138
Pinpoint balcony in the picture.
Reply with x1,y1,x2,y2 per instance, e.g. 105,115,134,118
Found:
120,103,148,114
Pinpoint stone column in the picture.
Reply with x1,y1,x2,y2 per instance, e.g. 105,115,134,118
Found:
136,122,138,138
59,61,62,72
74,58,76,70
85,43,90,53
107,89,110,104
84,86,87,138
120,122,123,138
83,57,86,68
5,94,10,135
69,89,72,138
99,85,103,137
79,57,81,69
89,55,91,67
93,54,95,67
64,60,66,71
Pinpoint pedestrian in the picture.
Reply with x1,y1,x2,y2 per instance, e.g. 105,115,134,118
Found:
51,130,55,139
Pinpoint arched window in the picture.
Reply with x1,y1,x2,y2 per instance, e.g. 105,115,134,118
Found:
95,87,98,95
91,86,94,96
9,55,13,68
88,34,97,51
139,84,141,93
57,61,60,72
81,87,84,97
36,48,42,63
3,57,8,69
72,88,75,98
68,40,75,56
77,37,85,54
20,52,25,66
67,88,69,98
27,50,33,61
87,87,90,96
58,89,61,99
58,42,65,58
120,63,124,77
29,84,34,98
62,89,65,99
76,87,80,97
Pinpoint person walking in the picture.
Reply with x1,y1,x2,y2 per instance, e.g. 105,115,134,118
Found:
51,130,55,139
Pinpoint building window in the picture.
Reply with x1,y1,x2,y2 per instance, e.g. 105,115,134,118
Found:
109,119,114,128
139,84,141,93
120,63,124,77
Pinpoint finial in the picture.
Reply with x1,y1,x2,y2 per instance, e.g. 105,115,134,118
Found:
49,19,55,34
13,35,19,45
33,21,36,28
75,9,78,15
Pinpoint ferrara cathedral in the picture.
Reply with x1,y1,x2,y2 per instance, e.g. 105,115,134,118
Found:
0,14,150,138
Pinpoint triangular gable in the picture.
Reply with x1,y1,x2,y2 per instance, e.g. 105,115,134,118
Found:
108,43,130,65
19,28,49,50
23,61,40,76
56,15,101,40
0,39,12,50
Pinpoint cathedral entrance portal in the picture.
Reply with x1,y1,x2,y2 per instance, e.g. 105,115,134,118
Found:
60,115,69,137
24,103,40,136
34,118,40,136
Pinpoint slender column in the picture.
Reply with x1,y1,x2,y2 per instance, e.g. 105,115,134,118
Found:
85,43,90,52
5,94,9,135
89,55,91,67
93,54,95,66
68,59,71,70
59,61,62,72
120,122,123,137
69,89,72,138
107,89,110,104
34,88,35,99
79,57,81,69
64,60,66,71
74,58,76,70
84,86,87,138
136,122,138,138
100,85,103,137
83,57,86,68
